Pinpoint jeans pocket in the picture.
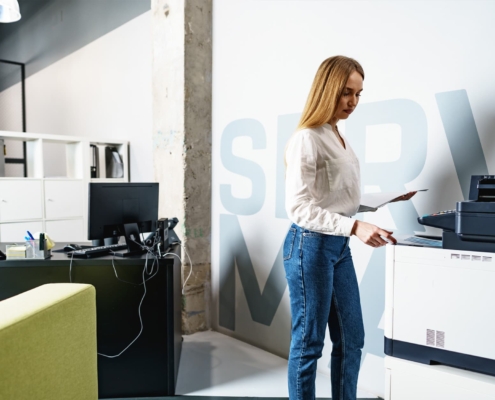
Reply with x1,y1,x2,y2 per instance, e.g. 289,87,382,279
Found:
283,228,297,260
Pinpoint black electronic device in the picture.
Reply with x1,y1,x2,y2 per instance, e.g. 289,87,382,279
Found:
168,217,181,246
0,249,6,260
88,183,159,256
64,244,83,252
419,175,495,252
417,209,455,231
157,218,169,250
68,243,128,258
142,217,182,256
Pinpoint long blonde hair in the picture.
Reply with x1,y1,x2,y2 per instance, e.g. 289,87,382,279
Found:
297,55,364,130
284,56,364,167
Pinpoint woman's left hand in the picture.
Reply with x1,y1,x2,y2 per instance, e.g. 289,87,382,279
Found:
392,191,417,202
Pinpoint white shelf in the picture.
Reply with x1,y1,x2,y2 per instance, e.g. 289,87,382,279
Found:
90,178,127,183
0,130,129,243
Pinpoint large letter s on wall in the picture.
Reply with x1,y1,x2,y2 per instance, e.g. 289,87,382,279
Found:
220,119,266,215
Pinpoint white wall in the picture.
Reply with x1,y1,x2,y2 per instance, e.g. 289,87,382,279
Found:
5,11,153,182
212,0,495,397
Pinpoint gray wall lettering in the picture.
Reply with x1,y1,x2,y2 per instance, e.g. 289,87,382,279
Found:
220,119,266,215
219,214,287,329
436,90,488,199
276,113,301,219
346,99,427,234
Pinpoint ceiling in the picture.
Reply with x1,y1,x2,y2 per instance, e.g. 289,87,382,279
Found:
0,0,150,92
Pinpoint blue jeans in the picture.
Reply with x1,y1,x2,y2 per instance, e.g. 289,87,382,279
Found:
283,223,365,400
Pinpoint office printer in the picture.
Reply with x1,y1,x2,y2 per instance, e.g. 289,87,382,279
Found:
418,175,495,252
384,244,495,377
385,175,495,378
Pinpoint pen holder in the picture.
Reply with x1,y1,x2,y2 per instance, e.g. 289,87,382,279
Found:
25,240,51,259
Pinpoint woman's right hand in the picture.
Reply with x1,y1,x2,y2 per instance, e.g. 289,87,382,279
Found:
351,220,397,248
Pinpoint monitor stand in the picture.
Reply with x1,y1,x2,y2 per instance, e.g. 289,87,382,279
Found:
92,237,120,247
113,223,147,257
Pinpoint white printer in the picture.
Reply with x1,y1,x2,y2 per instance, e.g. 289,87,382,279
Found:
384,244,495,376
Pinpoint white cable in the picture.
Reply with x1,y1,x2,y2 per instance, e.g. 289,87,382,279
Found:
181,245,193,293
68,241,160,358
161,250,186,294
97,262,149,359
69,252,74,283
68,237,187,358
110,250,159,285
98,247,161,358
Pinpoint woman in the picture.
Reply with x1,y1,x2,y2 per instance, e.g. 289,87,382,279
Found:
283,55,414,400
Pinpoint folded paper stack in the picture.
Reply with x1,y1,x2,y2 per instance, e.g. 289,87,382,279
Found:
6,245,27,259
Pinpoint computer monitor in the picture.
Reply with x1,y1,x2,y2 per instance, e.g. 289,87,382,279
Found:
88,183,159,251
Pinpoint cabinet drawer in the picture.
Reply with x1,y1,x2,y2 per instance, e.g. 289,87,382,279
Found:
45,219,85,242
0,180,43,222
45,181,84,219
0,221,44,242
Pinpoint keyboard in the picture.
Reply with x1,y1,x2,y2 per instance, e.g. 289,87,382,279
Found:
68,244,128,258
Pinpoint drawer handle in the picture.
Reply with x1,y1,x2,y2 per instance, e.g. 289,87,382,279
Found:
47,198,54,202
1,199,6,202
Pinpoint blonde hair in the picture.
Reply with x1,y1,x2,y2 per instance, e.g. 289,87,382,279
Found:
297,55,364,130
284,56,364,167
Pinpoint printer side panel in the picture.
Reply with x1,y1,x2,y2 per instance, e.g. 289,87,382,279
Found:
384,245,395,343
393,246,495,364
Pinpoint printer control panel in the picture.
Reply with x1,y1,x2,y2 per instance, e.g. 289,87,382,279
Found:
418,210,455,231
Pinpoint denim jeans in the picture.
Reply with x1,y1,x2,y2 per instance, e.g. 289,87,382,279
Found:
283,223,365,400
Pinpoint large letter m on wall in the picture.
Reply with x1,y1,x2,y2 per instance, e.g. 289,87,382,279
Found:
219,214,287,330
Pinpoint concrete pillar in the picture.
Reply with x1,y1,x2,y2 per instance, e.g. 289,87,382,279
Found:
152,0,212,334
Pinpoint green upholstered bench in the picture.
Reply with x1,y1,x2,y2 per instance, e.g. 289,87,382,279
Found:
0,283,98,400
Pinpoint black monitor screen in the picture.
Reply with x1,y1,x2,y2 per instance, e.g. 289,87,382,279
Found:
88,183,159,241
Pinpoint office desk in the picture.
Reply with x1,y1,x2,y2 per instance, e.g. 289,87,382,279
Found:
0,244,182,398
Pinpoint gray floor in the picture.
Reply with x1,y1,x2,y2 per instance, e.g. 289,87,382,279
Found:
105,331,379,400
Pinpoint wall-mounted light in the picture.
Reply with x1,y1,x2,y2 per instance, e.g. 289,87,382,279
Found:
0,0,21,23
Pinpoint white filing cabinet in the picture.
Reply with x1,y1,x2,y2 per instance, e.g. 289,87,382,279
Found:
44,180,84,219
0,221,44,242
0,180,43,221
0,131,129,243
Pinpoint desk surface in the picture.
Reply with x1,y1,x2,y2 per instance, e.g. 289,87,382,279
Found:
0,242,179,267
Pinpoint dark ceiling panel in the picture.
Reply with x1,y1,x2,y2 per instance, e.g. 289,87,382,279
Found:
0,0,150,92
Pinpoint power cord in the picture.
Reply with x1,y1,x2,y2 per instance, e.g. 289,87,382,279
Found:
180,245,193,294
98,242,159,358
67,232,193,358
98,260,149,358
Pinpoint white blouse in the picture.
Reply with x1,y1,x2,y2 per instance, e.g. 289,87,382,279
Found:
285,123,360,237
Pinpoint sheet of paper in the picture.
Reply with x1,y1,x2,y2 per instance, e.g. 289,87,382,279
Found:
360,189,428,209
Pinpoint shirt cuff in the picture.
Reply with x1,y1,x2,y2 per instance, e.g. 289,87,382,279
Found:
339,217,356,237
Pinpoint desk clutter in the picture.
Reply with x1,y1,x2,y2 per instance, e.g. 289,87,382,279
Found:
5,231,55,260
